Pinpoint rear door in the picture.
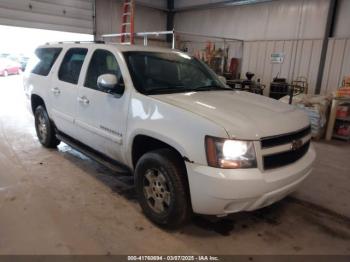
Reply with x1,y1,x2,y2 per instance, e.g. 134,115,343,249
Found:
50,47,88,137
75,47,129,161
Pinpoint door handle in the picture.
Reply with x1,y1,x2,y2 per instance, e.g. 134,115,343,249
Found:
77,96,90,105
51,87,60,95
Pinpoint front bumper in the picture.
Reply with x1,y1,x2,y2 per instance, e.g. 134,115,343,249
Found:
186,145,316,215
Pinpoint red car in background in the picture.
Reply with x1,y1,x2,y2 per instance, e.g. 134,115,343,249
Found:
0,58,21,77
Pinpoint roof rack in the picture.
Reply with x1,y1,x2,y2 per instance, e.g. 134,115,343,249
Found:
45,40,105,45
101,30,243,49
102,30,176,49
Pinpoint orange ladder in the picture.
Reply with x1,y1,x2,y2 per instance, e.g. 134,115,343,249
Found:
120,0,135,45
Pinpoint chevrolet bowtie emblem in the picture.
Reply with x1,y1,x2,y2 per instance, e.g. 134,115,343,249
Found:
291,139,303,151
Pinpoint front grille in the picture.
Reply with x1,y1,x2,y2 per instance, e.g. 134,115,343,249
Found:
263,141,310,170
261,126,311,148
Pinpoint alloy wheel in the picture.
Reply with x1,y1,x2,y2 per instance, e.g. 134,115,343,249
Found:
143,168,171,214
37,113,48,141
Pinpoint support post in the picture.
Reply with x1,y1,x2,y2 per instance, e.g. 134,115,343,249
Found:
172,31,176,49
315,0,338,94
166,0,175,43
92,0,97,41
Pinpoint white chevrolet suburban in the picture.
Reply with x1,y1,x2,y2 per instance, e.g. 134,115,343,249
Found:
24,42,316,227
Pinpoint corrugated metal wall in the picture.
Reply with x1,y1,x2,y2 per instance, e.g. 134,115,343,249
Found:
177,37,243,73
136,0,167,10
175,0,224,9
321,38,350,94
95,0,167,45
242,39,323,95
333,0,350,38
0,0,93,34
321,0,350,94
93,0,350,94
175,0,330,41
174,0,332,94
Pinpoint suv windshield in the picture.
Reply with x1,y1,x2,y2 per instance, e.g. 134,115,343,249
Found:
123,51,229,95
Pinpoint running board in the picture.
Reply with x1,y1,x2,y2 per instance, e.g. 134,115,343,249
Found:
56,133,131,175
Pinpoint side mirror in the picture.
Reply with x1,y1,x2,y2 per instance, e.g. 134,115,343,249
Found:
97,74,124,96
218,75,227,84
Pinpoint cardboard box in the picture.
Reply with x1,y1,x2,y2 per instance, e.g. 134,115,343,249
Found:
335,124,350,136
344,76,350,87
337,105,350,118
336,87,350,98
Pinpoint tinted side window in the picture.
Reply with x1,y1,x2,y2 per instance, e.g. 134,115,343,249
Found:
58,48,88,84
85,49,122,91
31,48,62,76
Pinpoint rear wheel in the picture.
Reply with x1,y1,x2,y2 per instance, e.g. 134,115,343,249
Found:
3,70,8,77
34,106,60,148
135,149,191,228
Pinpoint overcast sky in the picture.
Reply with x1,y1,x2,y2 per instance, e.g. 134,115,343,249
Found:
0,25,93,57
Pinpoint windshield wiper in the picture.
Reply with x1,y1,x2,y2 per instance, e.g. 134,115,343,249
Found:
145,85,230,95
146,87,186,95
191,85,231,91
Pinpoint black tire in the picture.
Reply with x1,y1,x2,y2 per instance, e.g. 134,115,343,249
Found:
34,106,60,148
135,149,192,228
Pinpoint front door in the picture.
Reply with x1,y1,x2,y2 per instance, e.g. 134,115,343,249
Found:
50,47,88,137
75,48,128,162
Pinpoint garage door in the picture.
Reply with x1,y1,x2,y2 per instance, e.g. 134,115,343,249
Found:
0,0,93,34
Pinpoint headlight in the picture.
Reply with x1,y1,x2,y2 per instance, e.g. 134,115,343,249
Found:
205,136,257,169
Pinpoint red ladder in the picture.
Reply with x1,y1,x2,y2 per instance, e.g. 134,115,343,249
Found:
120,0,135,45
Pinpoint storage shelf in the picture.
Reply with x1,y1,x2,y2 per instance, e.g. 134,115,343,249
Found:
332,134,350,141
326,97,350,141
336,116,350,122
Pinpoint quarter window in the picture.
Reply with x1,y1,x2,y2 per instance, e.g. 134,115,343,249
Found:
30,48,62,76
58,48,88,84
84,49,122,91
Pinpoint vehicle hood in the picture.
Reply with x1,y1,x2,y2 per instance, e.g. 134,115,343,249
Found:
151,91,310,140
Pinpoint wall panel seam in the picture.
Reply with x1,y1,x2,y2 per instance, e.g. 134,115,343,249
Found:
307,40,315,84
337,39,348,88
325,40,335,93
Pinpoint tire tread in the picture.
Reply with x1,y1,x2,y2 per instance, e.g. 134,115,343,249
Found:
34,106,60,148
135,148,191,228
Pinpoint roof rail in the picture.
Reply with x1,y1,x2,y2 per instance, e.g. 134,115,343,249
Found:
45,40,105,45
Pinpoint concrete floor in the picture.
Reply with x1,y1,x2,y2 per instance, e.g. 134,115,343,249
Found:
293,140,350,218
0,75,350,255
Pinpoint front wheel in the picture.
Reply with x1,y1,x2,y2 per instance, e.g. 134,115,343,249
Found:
135,149,191,228
34,106,60,148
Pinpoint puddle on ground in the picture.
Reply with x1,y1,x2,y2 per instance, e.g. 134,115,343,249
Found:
188,201,286,236
251,207,282,226
192,216,235,236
